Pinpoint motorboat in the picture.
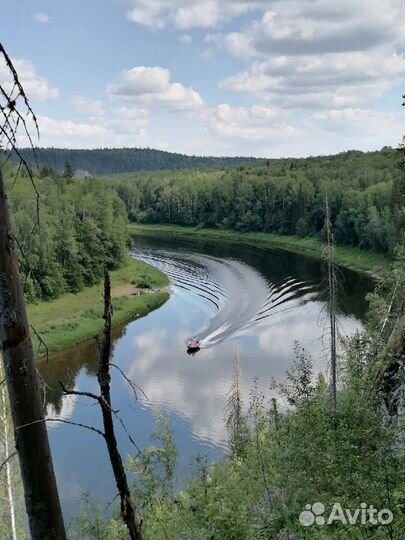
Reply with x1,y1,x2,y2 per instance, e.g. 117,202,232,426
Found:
187,338,201,353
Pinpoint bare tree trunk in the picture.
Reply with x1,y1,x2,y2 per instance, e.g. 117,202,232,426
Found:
0,168,67,540
98,271,143,540
325,196,338,413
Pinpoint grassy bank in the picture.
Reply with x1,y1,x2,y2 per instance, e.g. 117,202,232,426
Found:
129,224,390,277
28,257,169,356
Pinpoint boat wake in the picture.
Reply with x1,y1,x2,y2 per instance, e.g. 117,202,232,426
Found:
132,245,317,348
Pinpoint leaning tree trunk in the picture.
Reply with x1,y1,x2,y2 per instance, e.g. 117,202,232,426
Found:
0,168,67,540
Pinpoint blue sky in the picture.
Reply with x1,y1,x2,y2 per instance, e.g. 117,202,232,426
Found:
1,0,404,157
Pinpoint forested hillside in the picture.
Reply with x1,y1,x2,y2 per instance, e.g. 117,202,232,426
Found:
13,147,262,175
111,147,404,255
6,146,402,306
4,164,128,301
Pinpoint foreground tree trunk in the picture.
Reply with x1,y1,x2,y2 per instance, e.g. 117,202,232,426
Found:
325,196,338,413
0,168,67,540
98,271,143,540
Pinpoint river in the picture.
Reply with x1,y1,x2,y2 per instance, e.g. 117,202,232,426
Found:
38,236,374,518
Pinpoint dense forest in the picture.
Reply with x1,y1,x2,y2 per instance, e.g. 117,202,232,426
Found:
111,147,404,256
5,147,403,306
12,147,263,175
4,163,128,301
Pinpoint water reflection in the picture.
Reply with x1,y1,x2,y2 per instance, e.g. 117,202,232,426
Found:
38,237,374,516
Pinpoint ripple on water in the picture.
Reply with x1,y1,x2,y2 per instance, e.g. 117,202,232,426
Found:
133,247,318,348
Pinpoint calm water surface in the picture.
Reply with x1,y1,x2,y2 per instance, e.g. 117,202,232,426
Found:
38,237,374,518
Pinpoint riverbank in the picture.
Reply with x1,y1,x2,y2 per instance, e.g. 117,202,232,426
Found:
28,257,169,356
129,224,390,278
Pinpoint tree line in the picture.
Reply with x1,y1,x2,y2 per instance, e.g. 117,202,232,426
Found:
12,147,263,175
111,147,404,256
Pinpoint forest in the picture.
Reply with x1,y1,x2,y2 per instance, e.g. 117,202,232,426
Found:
6,146,402,306
12,147,263,175
110,147,404,256
3,162,129,301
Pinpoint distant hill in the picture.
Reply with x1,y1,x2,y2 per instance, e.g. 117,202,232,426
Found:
14,147,264,175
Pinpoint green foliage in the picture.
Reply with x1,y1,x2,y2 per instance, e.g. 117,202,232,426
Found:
72,495,127,540
27,257,169,354
74,352,404,539
114,148,402,257
6,171,129,301
124,343,404,539
129,410,178,505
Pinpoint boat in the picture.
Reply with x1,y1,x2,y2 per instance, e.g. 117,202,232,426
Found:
187,339,201,353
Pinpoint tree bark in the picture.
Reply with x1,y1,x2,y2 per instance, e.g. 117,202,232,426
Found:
98,271,143,540
325,196,337,413
0,168,67,540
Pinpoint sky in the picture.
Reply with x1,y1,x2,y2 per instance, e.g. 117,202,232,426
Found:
1,0,404,158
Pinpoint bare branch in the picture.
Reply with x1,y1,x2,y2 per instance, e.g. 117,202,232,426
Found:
109,362,149,402
30,325,49,363
59,381,101,404
0,452,17,475
16,418,105,439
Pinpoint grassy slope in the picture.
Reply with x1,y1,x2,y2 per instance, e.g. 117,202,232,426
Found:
28,257,169,356
129,224,390,277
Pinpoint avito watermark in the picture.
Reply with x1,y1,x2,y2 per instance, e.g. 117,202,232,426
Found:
299,502,393,527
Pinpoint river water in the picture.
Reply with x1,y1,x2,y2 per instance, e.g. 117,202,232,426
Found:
38,236,374,518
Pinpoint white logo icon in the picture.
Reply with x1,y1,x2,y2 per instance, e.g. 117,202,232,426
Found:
299,502,393,527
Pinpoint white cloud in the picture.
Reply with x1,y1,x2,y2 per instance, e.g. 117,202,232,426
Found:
107,66,204,111
210,103,298,140
17,113,148,149
68,96,105,119
126,0,252,29
220,51,405,109
312,108,404,140
34,13,50,24
243,2,402,57
107,106,150,134
218,0,405,111
0,57,59,101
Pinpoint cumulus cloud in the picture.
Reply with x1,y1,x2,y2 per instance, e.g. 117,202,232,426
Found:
220,51,405,109
17,113,148,149
244,1,402,57
126,0,253,29
107,66,204,111
210,103,298,140
217,0,405,113
0,57,59,101
312,108,404,139
34,13,50,24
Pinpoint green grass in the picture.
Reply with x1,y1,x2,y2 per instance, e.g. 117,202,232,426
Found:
129,224,391,278
28,257,169,356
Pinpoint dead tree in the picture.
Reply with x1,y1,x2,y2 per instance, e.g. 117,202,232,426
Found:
324,196,338,413
0,43,67,539
61,272,143,540
99,271,143,540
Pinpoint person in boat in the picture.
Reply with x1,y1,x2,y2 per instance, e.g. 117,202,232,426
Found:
188,338,200,349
